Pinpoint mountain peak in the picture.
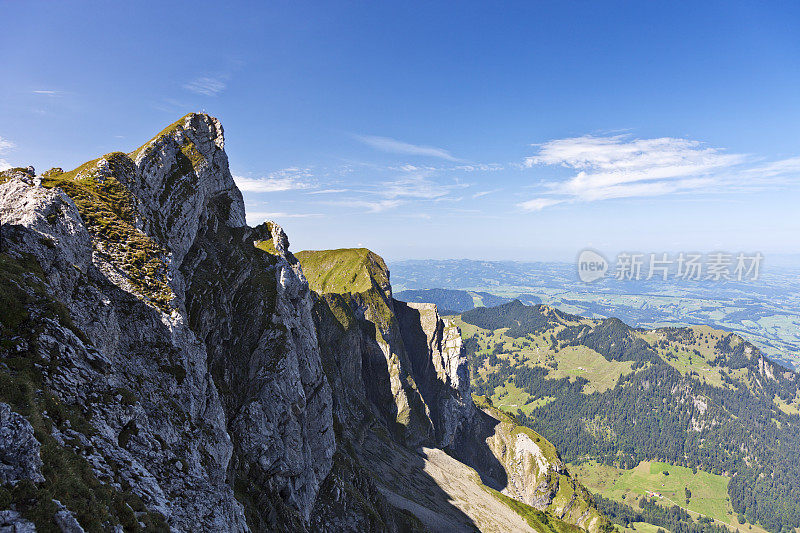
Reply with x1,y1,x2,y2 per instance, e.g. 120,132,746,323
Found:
0,114,248,311
130,112,225,163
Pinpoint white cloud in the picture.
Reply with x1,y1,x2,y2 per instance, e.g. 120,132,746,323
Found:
32,90,63,97
183,76,227,96
455,163,504,172
234,168,313,193
518,198,563,211
356,134,459,161
521,134,748,210
381,175,456,199
746,156,800,179
316,168,468,215
307,188,349,194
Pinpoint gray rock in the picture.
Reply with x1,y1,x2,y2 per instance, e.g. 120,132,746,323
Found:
52,500,85,533
0,510,36,533
0,403,44,485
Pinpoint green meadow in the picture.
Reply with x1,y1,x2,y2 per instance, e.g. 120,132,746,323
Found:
570,460,768,533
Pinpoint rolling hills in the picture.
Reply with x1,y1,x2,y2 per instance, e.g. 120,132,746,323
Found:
455,300,800,533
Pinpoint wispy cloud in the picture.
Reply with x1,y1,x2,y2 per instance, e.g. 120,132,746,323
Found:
0,137,14,152
520,134,750,210
325,199,404,213
455,163,504,172
381,175,464,200
518,198,563,211
32,90,64,97
234,168,313,193
0,136,15,170
746,156,800,179
355,134,460,161
307,188,349,195
473,188,502,199
183,76,227,96
316,166,469,214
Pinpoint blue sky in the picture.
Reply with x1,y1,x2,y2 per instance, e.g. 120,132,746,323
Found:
2,1,799,261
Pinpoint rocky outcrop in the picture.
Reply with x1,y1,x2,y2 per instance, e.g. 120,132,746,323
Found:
0,510,36,533
298,248,435,447
458,396,609,533
395,301,472,448
298,248,475,448
0,114,331,531
129,113,246,266
181,216,334,526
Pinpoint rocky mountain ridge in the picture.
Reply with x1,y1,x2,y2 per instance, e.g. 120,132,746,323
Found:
0,114,608,532
298,248,609,532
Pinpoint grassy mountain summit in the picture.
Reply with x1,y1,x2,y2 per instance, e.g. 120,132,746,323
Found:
296,248,390,295
458,300,800,533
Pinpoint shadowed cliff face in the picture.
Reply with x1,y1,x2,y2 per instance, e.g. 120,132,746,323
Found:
395,300,472,448
298,248,434,446
298,248,474,448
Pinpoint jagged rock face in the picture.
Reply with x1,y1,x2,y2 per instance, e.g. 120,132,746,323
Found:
299,249,433,446
394,301,472,448
455,399,608,533
0,178,246,530
0,114,609,533
129,113,246,268
0,114,333,531
299,248,609,530
481,417,565,509
181,215,334,524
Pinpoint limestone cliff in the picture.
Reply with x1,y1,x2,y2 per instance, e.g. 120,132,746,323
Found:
0,114,333,531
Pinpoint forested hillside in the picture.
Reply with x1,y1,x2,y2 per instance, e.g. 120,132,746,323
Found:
459,300,800,533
